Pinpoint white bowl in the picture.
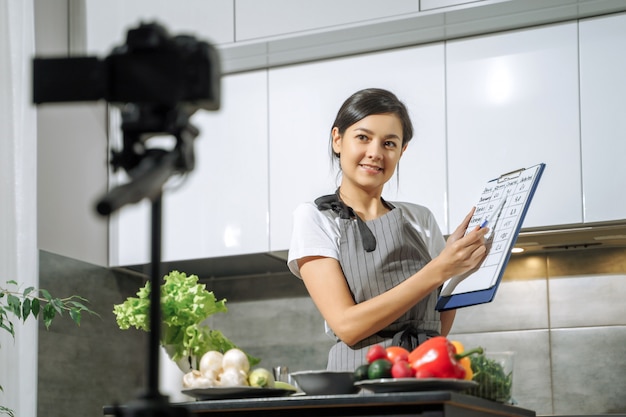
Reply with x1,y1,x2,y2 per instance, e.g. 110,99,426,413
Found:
290,370,358,395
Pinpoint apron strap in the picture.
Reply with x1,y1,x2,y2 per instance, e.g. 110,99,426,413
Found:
378,326,440,351
315,190,378,252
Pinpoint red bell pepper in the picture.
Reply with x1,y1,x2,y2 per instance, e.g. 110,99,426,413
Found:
408,336,483,379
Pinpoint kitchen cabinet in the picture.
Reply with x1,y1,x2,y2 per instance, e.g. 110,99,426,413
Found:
579,12,626,223
82,0,234,55
420,0,484,11
221,1,626,75
106,11,626,267
234,0,420,41
268,43,448,252
109,70,269,266
446,22,582,229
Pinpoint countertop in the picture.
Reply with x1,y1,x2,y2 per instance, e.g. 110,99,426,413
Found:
104,390,536,417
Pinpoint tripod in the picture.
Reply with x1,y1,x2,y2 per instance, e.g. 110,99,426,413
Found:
99,103,198,417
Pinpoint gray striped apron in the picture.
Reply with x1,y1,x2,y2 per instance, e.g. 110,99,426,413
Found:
320,199,441,372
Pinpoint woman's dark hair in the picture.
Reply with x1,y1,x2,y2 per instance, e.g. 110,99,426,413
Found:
330,88,414,160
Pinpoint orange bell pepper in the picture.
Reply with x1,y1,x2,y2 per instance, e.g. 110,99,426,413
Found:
451,341,474,381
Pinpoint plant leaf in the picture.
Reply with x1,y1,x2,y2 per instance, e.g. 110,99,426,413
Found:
6,294,21,319
22,286,35,297
0,320,14,338
21,298,31,321
0,404,16,417
51,298,63,315
31,298,40,318
6,279,17,285
40,288,52,301
68,300,89,311
43,303,56,329
69,308,81,326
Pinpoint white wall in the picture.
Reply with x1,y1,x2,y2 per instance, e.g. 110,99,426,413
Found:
0,1,38,416
35,0,109,267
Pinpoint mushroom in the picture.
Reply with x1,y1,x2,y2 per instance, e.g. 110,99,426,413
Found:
182,370,218,389
199,350,224,377
219,367,249,387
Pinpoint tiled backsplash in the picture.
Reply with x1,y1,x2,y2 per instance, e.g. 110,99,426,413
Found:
207,247,626,415
448,248,626,414
38,251,147,417
38,247,626,416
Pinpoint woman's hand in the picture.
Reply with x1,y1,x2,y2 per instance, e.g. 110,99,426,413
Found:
435,208,489,279
297,208,487,346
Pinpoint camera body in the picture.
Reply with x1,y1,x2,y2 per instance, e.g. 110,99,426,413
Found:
33,22,221,215
33,22,220,112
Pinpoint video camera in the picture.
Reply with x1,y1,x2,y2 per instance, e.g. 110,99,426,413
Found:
33,22,221,215
33,21,220,110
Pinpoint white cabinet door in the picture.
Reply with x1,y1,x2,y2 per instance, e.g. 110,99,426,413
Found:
579,12,626,223
234,0,420,41
110,71,269,266
446,22,581,229
268,44,448,251
84,0,234,55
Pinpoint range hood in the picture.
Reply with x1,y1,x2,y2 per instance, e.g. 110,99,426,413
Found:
512,221,626,253
122,222,626,281
123,251,292,280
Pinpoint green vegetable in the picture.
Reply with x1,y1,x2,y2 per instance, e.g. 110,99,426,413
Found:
274,381,298,391
113,270,259,366
248,368,275,388
468,354,513,403
353,364,370,381
367,359,393,379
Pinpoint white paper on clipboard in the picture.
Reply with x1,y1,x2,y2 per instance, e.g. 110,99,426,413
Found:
436,163,546,311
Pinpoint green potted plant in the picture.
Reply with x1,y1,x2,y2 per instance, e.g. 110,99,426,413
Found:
1,280,97,417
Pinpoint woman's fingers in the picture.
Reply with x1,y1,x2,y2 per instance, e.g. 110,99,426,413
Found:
442,225,488,275
449,208,476,241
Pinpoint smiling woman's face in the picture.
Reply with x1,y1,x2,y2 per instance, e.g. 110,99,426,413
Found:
332,113,407,193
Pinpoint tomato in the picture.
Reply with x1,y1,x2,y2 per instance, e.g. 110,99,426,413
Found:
365,344,387,364
386,346,410,363
390,360,414,378
415,368,435,378
367,358,393,379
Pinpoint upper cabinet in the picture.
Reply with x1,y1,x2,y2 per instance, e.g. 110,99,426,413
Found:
579,12,626,223
82,0,234,55
268,43,448,251
234,0,419,41
109,71,269,267
446,22,582,229
95,4,626,266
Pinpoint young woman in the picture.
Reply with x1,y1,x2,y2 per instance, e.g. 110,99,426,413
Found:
287,88,488,371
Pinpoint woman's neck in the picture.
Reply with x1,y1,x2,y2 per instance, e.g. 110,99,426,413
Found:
338,186,389,221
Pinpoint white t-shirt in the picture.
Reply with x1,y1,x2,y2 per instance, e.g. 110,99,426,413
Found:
287,201,445,278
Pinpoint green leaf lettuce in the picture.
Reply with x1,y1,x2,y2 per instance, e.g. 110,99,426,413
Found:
113,271,259,366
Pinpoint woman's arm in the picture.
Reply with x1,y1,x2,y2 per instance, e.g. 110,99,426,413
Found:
440,309,456,336
299,210,487,346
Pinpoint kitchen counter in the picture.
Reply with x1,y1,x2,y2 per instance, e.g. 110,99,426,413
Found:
104,391,536,417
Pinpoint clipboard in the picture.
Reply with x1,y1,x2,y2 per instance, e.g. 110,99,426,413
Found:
436,163,546,311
